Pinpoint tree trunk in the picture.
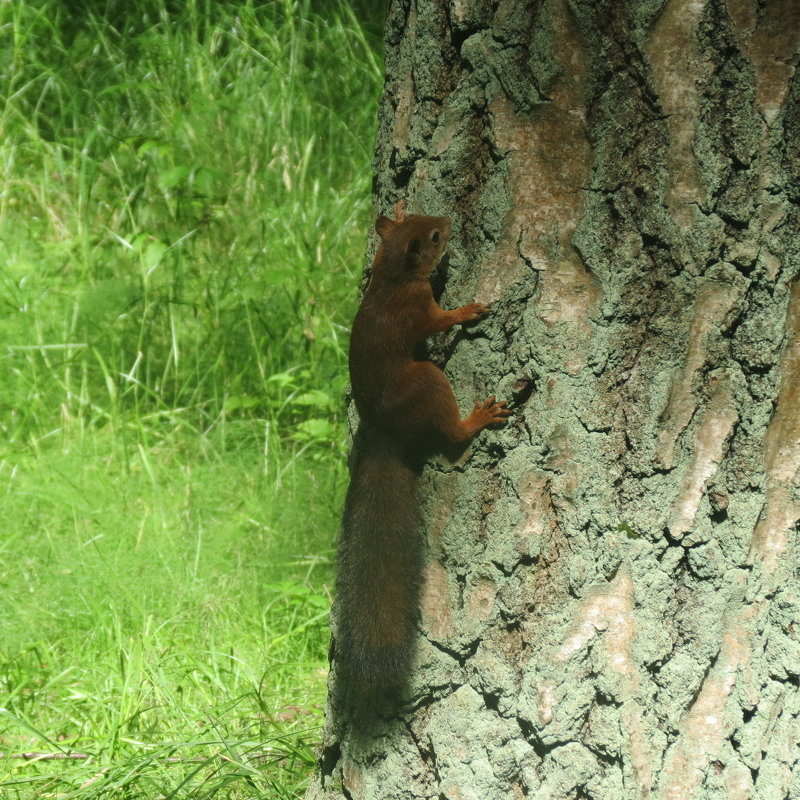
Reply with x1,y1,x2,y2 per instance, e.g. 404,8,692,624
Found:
307,1,800,798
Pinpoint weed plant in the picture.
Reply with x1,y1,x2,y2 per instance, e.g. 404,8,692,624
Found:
0,0,382,795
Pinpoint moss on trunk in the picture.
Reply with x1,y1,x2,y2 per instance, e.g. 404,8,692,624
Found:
308,1,800,798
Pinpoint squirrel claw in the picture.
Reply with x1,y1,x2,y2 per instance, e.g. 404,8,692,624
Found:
460,302,491,323
472,396,511,427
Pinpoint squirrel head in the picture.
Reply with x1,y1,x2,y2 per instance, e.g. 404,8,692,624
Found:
374,214,452,279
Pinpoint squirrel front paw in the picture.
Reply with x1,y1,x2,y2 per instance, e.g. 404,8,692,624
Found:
470,396,511,429
458,302,491,323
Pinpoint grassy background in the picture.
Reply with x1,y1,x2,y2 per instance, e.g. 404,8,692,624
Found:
0,0,383,796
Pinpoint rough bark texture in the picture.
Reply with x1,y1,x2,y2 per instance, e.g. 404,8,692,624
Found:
307,1,800,798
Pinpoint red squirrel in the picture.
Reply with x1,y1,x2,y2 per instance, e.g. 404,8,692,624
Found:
336,202,510,686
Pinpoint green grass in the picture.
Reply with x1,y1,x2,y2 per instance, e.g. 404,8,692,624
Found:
0,0,382,795
1,431,339,797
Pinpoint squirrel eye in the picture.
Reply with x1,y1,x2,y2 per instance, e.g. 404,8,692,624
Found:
431,230,441,244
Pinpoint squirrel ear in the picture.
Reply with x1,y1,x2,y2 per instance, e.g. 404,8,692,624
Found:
375,216,396,239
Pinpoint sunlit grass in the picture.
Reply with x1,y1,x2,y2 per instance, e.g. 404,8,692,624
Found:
1,0,380,449
1,429,340,797
0,0,382,795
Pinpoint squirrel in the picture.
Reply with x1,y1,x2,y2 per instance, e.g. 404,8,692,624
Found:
335,201,510,687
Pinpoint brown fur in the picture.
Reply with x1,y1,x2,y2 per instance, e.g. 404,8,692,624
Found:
336,209,510,686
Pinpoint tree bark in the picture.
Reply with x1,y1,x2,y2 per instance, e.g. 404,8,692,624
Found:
307,1,800,798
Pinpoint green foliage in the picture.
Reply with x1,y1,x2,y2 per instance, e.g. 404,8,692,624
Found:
1,433,340,797
0,0,382,796
0,0,381,451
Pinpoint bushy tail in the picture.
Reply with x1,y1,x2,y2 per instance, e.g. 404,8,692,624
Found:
335,427,422,687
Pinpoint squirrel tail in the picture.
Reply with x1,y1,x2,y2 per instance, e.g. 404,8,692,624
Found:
335,426,422,687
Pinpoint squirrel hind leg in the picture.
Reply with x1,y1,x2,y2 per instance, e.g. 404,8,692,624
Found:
400,362,509,444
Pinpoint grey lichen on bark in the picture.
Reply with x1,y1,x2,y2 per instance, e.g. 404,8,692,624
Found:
307,1,800,799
